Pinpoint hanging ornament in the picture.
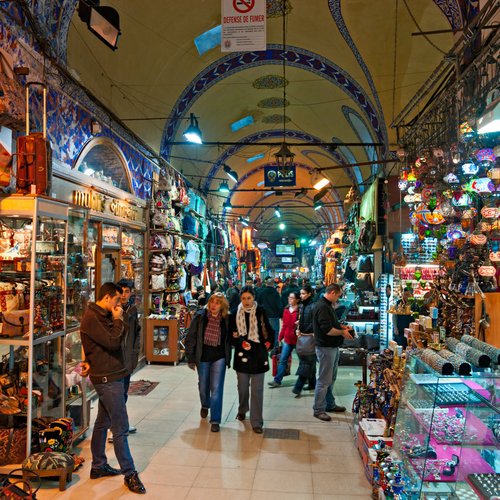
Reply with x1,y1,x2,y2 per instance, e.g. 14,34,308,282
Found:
476,148,496,167
414,266,422,281
461,162,479,176
459,121,475,140
451,192,473,207
478,265,496,277
487,166,500,188
467,178,495,194
469,233,487,246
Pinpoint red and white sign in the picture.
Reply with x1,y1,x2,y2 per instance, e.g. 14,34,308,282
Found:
222,0,266,52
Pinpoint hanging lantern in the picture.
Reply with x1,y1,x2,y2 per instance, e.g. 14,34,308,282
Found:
490,251,500,262
469,233,487,246
459,121,475,139
487,166,500,188
467,177,495,194
476,148,496,167
443,172,460,184
398,179,408,190
451,192,473,207
481,206,499,220
478,265,496,277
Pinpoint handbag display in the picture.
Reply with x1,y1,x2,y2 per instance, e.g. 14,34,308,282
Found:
0,468,40,499
296,334,316,356
0,310,30,338
0,427,27,465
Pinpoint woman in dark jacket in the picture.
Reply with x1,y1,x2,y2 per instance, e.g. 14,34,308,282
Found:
185,292,231,432
229,286,274,433
293,285,317,397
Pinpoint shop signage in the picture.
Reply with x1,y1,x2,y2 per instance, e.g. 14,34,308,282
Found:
264,165,296,187
73,190,138,221
221,0,266,52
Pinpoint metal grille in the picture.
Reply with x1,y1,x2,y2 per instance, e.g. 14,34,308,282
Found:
263,428,300,440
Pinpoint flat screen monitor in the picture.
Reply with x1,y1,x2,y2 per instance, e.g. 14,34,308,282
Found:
276,244,295,256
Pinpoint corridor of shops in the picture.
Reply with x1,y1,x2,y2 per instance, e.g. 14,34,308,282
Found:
0,0,499,499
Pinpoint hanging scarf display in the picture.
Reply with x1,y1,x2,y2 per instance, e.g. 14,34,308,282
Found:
236,302,259,343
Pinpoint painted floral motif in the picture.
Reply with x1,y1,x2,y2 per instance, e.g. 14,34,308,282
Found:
253,75,288,90
258,97,289,108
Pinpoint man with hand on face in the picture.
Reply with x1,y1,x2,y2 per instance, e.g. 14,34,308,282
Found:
106,279,141,441
80,282,146,495
312,283,353,422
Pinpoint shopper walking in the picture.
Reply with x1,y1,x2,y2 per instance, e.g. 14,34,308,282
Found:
312,284,353,422
280,278,300,310
268,291,300,388
257,277,282,344
293,285,317,397
80,282,146,494
185,292,231,432
230,286,275,433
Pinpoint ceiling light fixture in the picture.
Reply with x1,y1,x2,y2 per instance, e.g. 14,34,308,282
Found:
239,216,249,227
275,206,282,218
78,1,121,51
279,223,286,230
223,199,232,211
313,200,324,210
183,113,203,144
218,180,230,193
312,170,331,190
223,164,238,182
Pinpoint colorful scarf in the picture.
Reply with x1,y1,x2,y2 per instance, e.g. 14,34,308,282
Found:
204,312,221,346
236,302,259,343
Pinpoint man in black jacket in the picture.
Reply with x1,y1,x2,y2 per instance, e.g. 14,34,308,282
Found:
312,284,353,421
117,279,141,431
81,282,146,494
257,277,283,344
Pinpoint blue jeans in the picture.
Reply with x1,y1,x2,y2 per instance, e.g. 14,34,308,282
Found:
91,379,135,476
268,317,280,345
198,357,226,424
274,342,294,383
123,374,131,403
313,346,340,414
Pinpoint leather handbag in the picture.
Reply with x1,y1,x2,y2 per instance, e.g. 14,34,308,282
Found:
296,334,316,356
0,310,30,338
0,468,40,499
0,427,27,465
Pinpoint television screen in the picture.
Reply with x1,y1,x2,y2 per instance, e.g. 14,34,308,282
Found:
276,244,295,256
281,256,293,263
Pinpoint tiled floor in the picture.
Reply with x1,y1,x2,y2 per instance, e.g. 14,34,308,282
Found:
37,361,372,499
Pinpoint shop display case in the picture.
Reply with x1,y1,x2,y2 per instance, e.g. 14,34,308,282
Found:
391,353,499,499
0,196,68,464
145,319,178,364
64,208,93,440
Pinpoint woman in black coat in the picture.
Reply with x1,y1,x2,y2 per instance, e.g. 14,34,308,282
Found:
185,293,232,432
229,286,274,433
293,285,317,397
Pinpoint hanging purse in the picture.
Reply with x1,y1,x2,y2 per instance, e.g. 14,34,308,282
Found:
0,310,30,338
296,334,316,356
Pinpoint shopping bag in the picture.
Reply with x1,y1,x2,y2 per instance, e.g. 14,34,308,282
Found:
271,345,291,377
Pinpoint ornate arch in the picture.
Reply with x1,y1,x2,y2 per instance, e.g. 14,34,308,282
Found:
161,45,385,158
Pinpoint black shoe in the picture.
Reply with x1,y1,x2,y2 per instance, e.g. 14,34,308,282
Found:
129,426,137,434
90,464,121,479
211,423,220,432
124,471,146,494
253,427,263,434
236,413,246,421
200,407,209,419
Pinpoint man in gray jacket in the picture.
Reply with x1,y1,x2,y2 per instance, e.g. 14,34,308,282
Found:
312,284,353,421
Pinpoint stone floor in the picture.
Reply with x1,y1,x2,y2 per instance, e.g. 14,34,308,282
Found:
36,360,372,499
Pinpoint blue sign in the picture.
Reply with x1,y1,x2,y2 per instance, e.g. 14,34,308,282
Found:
264,165,296,187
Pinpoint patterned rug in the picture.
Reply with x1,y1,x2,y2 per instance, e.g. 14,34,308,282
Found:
128,380,159,396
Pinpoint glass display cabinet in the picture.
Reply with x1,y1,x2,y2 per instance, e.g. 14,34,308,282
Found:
0,196,68,464
64,208,93,440
390,353,499,499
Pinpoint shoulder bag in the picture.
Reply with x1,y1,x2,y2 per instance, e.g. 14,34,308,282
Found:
296,333,316,356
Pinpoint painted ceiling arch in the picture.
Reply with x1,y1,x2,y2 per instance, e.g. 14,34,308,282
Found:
6,0,466,243
161,44,386,158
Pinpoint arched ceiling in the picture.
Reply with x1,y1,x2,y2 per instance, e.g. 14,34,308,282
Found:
65,0,460,242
